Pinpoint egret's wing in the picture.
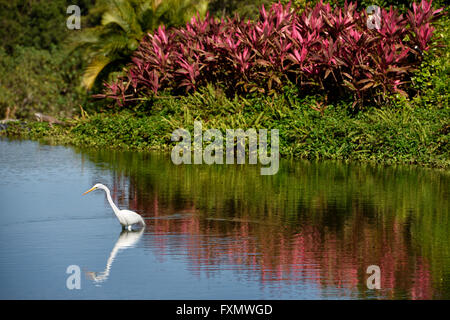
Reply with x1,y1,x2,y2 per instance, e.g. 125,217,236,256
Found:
120,209,145,225
120,209,138,215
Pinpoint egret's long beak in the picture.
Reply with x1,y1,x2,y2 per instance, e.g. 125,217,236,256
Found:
82,187,97,195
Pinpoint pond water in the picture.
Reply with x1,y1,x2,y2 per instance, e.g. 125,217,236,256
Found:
0,137,449,299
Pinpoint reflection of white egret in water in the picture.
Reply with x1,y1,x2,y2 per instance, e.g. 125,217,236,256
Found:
83,183,145,230
86,228,144,284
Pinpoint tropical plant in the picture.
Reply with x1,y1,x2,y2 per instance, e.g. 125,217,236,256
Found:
73,0,209,90
98,0,444,109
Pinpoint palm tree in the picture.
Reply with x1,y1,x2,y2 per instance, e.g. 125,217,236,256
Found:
73,0,209,90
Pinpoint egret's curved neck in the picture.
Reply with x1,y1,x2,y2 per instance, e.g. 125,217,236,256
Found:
104,188,120,216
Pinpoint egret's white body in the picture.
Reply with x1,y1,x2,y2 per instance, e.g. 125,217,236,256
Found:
83,183,145,230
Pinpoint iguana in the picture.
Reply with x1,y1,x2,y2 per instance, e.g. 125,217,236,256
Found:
34,113,69,126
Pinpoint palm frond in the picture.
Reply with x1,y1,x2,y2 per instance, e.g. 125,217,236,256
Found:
82,55,112,89
99,33,134,54
74,0,209,90
102,10,131,33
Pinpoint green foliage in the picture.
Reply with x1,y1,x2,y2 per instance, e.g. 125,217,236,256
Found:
0,46,90,119
411,15,449,109
0,0,98,119
208,0,273,19
0,0,95,53
72,0,209,90
4,88,449,168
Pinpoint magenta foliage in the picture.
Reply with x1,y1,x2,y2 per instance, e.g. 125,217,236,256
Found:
98,0,444,108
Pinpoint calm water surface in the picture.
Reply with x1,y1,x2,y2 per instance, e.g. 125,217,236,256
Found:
0,137,449,299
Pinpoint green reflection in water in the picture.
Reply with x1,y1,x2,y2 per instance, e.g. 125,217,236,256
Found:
78,147,450,299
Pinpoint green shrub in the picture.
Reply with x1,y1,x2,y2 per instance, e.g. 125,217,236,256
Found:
6,84,447,168
0,46,90,119
0,0,94,53
410,15,449,109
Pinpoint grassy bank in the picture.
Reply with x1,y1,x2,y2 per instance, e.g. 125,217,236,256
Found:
3,89,449,169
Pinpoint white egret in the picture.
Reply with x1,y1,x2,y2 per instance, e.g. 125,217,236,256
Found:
83,183,145,230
